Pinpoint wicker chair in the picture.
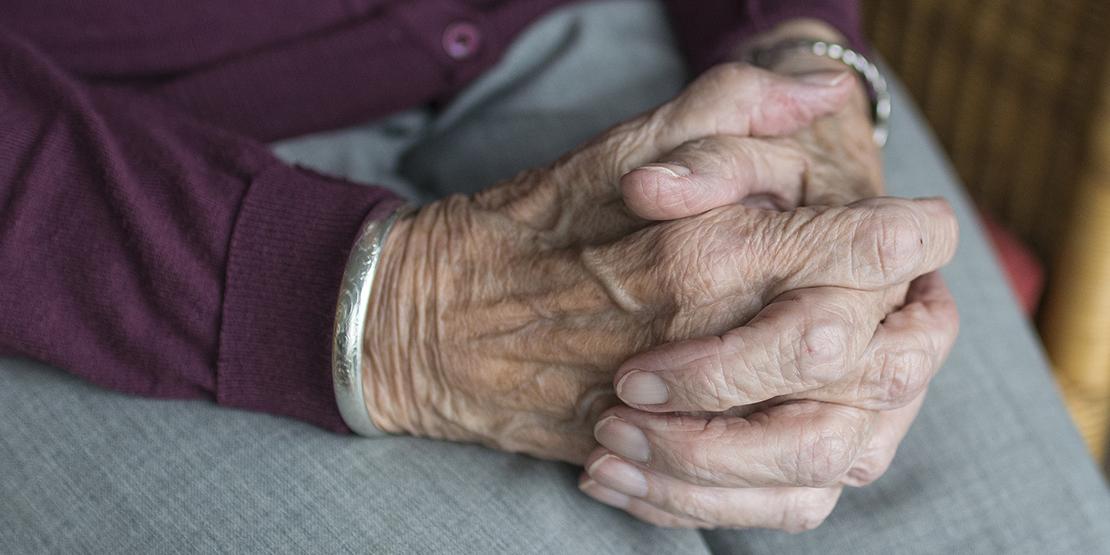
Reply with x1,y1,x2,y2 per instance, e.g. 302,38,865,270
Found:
862,0,1110,460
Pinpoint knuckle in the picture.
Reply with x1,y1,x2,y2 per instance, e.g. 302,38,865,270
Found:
734,140,776,185
653,220,723,304
805,434,855,485
793,415,862,486
781,489,839,533
852,206,922,283
899,300,933,323
846,454,892,486
591,120,648,177
870,349,931,407
795,317,852,385
682,64,751,109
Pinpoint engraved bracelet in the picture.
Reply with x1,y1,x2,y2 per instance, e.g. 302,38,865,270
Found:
747,39,891,147
332,203,412,437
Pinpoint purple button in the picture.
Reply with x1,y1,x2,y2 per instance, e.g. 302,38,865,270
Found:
442,21,481,60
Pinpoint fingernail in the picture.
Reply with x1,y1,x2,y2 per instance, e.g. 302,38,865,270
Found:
594,416,651,463
580,478,631,508
587,454,649,498
640,163,691,178
797,70,850,87
616,371,669,405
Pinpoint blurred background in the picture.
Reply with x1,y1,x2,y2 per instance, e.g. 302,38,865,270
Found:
861,1,1110,467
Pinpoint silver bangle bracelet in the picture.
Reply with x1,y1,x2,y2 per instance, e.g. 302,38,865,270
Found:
747,39,891,148
332,203,412,437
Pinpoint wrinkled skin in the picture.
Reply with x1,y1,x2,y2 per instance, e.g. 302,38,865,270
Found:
362,60,960,530
577,27,961,530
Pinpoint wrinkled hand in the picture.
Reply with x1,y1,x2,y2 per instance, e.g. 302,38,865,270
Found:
361,64,956,470
579,64,960,529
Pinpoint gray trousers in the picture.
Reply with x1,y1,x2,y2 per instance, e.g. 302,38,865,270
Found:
3,1,1108,553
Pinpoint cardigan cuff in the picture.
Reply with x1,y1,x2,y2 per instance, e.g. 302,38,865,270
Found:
216,162,403,432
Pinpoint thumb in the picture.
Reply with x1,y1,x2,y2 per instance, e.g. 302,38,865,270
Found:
484,64,852,243
621,136,808,220
652,65,854,148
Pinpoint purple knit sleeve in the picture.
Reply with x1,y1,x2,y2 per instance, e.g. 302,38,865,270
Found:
0,28,401,432
663,0,864,74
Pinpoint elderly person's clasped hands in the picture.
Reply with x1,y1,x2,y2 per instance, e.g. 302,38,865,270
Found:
362,59,959,531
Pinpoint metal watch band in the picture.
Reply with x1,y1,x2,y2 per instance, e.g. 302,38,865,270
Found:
332,203,412,437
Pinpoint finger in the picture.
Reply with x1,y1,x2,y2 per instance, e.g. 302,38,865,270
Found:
651,65,855,148
592,401,875,488
620,136,808,221
842,391,926,487
579,475,710,529
753,197,959,294
584,451,844,532
598,196,958,317
612,212,956,411
797,272,959,410
614,285,901,412
493,64,854,239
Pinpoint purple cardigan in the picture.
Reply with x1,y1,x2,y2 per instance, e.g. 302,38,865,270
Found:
0,0,861,432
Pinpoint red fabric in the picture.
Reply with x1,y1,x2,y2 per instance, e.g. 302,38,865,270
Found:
979,211,1044,316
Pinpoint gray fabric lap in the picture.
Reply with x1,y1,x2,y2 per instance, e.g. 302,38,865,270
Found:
0,361,701,553
2,1,1107,553
1,2,707,554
